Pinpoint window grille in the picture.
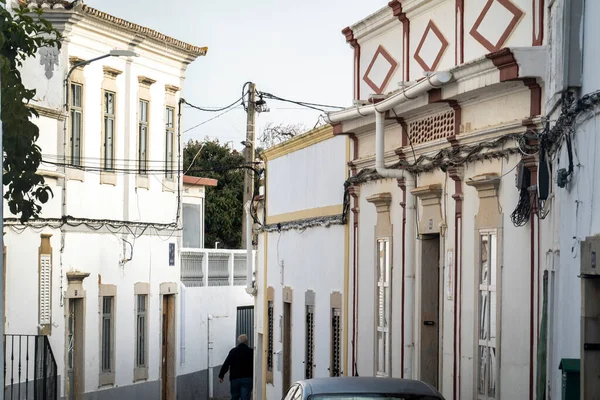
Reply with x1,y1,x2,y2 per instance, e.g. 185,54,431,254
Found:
305,305,315,379
267,300,274,372
331,308,341,377
376,239,391,377
138,100,149,174
165,107,174,178
478,232,498,399
39,255,51,325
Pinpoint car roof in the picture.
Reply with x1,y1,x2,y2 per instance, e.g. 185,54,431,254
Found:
297,377,444,398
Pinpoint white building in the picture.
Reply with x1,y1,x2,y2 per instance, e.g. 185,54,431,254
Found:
1,2,252,400
253,125,349,400
542,0,600,398
253,1,553,400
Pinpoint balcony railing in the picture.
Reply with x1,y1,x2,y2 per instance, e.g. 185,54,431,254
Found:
4,334,58,400
181,248,256,287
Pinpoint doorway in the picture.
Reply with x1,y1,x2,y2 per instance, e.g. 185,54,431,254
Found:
282,301,292,396
67,298,84,400
161,294,176,400
420,234,440,388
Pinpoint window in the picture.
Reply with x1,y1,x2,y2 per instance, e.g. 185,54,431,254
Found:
70,83,83,166
477,232,498,399
39,255,51,326
267,300,274,373
136,294,148,368
138,100,149,174
182,202,202,248
101,296,114,373
331,307,341,377
305,305,315,379
375,239,391,377
165,107,175,179
103,91,115,171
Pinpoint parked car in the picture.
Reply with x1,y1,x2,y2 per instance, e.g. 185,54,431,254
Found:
282,377,445,400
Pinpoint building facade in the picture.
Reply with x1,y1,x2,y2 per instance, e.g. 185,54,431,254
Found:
328,1,547,399
0,1,241,400
254,125,350,400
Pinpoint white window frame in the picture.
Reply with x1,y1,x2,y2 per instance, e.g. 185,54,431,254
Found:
138,100,149,175
70,83,83,166
103,90,116,171
375,238,391,377
165,106,175,179
477,230,499,400
99,284,116,386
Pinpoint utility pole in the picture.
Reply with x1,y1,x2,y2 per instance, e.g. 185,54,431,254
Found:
242,83,256,248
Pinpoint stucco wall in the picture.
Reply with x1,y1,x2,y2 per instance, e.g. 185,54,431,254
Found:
263,225,345,400
266,135,347,217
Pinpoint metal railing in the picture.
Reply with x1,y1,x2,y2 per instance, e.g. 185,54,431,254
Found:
4,334,58,400
181,248,255,287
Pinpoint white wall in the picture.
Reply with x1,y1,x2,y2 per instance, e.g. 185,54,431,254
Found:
266,135,347,216
263,225,345,400
179,286,253,377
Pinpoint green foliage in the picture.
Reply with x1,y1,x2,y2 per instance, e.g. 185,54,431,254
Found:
183,139,245,249
0,1,62,221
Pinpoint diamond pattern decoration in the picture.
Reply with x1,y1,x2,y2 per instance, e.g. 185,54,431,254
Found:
470,0,524,53
414,20,449,72
363,45,399,95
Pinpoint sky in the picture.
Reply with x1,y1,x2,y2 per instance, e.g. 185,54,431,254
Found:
85,0,390,150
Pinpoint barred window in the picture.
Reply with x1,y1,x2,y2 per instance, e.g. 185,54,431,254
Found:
331,308,341,377
70,83,83,166
101,296,114,373
136,294,148,367
305,305,315,379
103,91,115,171
376,239,391,377
478,232,498,399
267,300,274,372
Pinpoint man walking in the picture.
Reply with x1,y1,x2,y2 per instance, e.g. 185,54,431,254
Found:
218,334,253,400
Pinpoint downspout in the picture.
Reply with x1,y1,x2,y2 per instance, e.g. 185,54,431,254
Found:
245,201,256,295
404,174,416,380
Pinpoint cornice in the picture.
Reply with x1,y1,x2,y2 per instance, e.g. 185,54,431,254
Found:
29,104,66,121
138,76,157,87
103,66,123,78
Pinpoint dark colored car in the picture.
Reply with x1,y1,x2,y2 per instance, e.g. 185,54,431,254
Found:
282,377,445,400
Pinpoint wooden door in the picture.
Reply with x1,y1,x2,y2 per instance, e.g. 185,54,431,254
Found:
67,298,85,400
161,295,175,400
420,235,440,388
283,302,292,395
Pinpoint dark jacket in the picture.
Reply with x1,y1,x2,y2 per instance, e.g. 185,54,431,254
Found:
218,343,253,381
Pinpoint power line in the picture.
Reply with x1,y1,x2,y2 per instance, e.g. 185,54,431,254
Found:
183,105,243,134
181,94,246,112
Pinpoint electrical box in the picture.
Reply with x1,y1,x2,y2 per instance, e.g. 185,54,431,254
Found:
580,236,600,276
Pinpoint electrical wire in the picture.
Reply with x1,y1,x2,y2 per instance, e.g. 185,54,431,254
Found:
183,105,243,134
181,95,246,113
258,91,345,113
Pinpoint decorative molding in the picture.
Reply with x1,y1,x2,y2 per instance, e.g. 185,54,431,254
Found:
470,0,524,53
165,84,180,94
389,0,410,81
363,45,398,95
414,20,449,72
39,47,59,79
523,78,542,117
103,66,123,78
366,192,392,214
283,286,293,304
305,290,316,306
411,184,443,234
465,173,500,198
29,104,66,121
138,76,157,87
68,56,86,68
485,48,519,82
532,0,544,46
342,26,361,100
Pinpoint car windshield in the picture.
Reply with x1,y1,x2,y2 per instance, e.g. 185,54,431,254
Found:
309,395,440,400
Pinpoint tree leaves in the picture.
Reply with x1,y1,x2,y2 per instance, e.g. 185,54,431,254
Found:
1,2,61,222
183,139,245,249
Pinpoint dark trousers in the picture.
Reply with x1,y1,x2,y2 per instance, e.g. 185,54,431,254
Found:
230,377,253,400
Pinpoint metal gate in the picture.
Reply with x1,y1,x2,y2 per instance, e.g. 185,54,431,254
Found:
236,306,254,349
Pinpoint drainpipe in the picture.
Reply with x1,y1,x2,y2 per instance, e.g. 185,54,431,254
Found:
404,173,416,380
245,201,256,295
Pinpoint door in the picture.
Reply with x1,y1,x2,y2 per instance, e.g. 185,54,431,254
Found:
67,298,84,400
282,301,292,396
161,295,176,400
420,234,440,388
236,306,254,349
